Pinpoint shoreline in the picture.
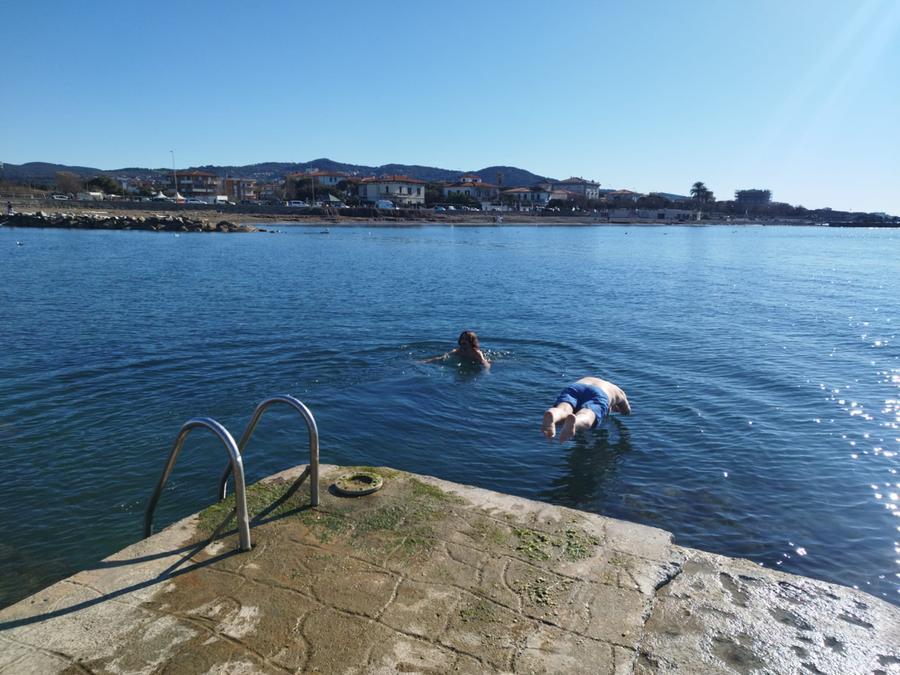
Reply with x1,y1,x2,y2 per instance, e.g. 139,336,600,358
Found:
3,204,896,230
0,205,837,229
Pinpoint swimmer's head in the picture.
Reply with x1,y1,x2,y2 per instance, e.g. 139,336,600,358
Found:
458,330,480,350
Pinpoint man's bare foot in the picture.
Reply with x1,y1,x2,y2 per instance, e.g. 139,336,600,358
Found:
559,414,578,442
542,411,556,439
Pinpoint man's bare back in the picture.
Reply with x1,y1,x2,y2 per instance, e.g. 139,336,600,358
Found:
542,376,631,442
575,377,631,415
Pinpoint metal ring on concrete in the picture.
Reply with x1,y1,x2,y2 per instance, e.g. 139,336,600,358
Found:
333,471,384,496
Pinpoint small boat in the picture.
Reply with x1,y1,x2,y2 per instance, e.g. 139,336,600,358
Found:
16,241,24,246
320,228,331,234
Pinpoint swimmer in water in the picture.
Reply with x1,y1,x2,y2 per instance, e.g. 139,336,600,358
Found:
542,376,630,442
424,330,490,368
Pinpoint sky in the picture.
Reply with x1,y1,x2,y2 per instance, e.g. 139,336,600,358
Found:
3,0,899,213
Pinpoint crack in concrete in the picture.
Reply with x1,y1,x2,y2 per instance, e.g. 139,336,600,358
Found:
285,610,312,672
279,500,675,601
203,565,492,666
285,528,634,606
157,606,292,674
373,573,404,621
0,634,93,674
653,562,684,595
627,557,686,672
475,554,488,588
383,536,411,567
0,655,30,675
500,557,523,614
168,522,667,668
445,542,480,570
623,568,641,592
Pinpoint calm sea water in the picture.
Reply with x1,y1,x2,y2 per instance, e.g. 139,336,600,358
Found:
1,223,898,608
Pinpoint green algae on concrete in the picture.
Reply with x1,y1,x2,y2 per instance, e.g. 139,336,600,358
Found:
197,477,309,533
513,524,600,562
199,467,470,558
2,464,899,674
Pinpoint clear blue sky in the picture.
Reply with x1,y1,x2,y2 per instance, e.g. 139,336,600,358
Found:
4,0,899,213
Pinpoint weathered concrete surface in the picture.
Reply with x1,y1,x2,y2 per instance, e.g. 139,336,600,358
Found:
1,465,898,674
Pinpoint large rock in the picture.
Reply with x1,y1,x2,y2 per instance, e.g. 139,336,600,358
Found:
2,212,258,233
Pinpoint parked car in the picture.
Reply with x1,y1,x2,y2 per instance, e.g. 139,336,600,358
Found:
51,194,70,201
375,199,395,209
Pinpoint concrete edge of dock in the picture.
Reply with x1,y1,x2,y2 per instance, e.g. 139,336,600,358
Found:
1,464,898,674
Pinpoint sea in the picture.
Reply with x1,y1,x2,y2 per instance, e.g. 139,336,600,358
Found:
0,222,897,608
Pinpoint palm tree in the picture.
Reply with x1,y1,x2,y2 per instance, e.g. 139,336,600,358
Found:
690,181,712,203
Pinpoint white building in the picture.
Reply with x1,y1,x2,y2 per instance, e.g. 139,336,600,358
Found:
501,186,553,209
442,181,499,202
287,171,347,188
541,177,600,200
307,171,347,187
359,175,426,206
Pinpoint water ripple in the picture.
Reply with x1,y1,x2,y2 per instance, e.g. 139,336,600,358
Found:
1,224,898,608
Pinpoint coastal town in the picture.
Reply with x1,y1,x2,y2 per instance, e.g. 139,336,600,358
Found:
2,160,895,225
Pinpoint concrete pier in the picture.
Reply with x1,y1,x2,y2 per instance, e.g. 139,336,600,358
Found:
1,465,898,673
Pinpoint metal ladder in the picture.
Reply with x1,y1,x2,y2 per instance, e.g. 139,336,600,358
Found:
143,395,319,552
218,394,319,507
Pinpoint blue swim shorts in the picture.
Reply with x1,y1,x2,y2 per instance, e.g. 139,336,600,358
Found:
554,383,610,427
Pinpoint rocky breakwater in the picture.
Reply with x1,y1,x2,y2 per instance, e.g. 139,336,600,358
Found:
2,211,263,233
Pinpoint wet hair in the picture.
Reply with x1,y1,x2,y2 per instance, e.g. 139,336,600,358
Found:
457,330,480,349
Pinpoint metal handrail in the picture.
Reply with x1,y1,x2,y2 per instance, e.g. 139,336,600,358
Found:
218,394,319,508
144,417,252,551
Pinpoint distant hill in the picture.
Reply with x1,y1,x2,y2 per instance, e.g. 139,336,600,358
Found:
2,162,104,181
2,159,550,187
193,159,551,186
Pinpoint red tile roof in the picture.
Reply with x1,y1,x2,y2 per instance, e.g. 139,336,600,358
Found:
446,182,499,189
360,175,426,184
